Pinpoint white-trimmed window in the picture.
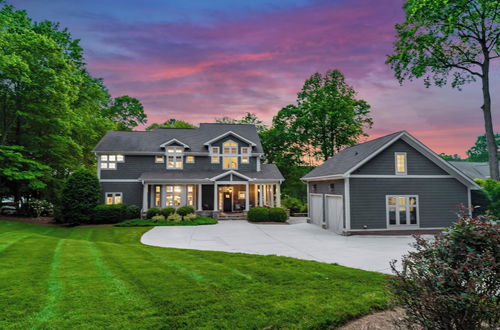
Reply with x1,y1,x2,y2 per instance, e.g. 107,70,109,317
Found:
395,152,407,175
241,147,250,164
222,141,238,169
166,146,183,169
187,185,194,206
166,185,181,207
210,147,220,163
386,195,418,226
155,155,164,163
223,156,238,169
186,156,195,163
105,192,122,205
223,140,238,154
100,154,124,169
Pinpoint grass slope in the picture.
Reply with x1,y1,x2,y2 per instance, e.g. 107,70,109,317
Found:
0,221,389,329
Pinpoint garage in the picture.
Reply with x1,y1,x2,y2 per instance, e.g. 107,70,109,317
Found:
325,194,343,234
309,194,323,225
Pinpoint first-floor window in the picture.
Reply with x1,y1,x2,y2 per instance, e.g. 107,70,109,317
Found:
223,156,238,169
154,185,161,207
387,195,418,226
166,185,181,206
187,185,194,206
105,192,122,205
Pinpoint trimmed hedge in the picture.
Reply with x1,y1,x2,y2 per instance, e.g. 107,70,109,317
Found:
93,204,140,224
125,205,141,219
115,217,217,227
146,208,161,219
247,207,269,222
160,207,176,218
177,205,195,216
60,169,100,224
269,208,288,222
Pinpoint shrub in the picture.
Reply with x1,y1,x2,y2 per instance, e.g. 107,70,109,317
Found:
160,207,176,218
475,178,500,218
389,212,499,330
282,197,303,214
177,205,195,216
247,207,269,222
183,213,196,221
151,215,165,221
268,208,288,222
116,217,217,227
167,213,182,222
299,204,308,213
93,204,127,224
60,169,100,224
146,208,161,219
125,205,141,219
30,199,54,218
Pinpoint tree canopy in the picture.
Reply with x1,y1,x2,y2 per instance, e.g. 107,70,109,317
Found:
215,112,267,132
466,133,500,162
104,95,147,131
146,119,196,130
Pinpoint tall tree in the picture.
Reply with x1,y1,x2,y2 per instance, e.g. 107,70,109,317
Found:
439,153,463,161
146,119,196,130
466,133,500,162
104,95,147,131
386,0,499,179
215,112,267,132
274,70,372,161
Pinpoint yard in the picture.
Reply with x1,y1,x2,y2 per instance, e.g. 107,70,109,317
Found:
0,220,390,329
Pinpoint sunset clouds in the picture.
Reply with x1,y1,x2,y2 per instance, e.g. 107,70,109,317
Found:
12,0,499,156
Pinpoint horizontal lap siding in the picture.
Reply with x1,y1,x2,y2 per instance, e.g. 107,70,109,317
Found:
100,182,143,207
350,178,467,229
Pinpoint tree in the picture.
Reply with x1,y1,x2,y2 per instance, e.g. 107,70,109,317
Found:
60,169,100,224
146,119,196,130
386,0,500,179
439,153,463,161
274,70,372,161
215,112,267,132
104,95,147,130
466,133,500,162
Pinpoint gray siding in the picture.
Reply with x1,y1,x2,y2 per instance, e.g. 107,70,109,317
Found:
354,140,447,175
349,178,468,229
100,182,143,207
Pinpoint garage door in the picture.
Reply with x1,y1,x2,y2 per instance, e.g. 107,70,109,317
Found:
325,195,343,234
309,194,323,225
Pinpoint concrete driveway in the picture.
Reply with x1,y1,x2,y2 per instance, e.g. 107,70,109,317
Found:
141,219,420,274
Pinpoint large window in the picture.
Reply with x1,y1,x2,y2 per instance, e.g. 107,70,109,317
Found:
187,185,194,206
241,147,250,164
154,185,161,207
100,155,124,169
395,152,407,175
223,140,238,154
166,185,181,206
223,157,238,169
210,147,220,163
223,141,238,169
387,195,418,226
166,146,183,169
105,192,122,205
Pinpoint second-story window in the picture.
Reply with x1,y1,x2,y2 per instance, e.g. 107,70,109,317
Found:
222,141,238,169
155,155,164,163
211,147,220,163
241,147,250,164
166,146,183,169
100,154,124,169
186,156,195,163
395,152,407,175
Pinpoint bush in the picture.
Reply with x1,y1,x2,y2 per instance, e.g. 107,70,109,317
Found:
299,204,308,213
151,215,165,221
116,217,217,227
167,213,182,222
146,208,161,219
30,199,54,218
389,212,499,329
177,205,195,216
160,207,175,218
125,205,141,219
247,207,269,222
475,178,500,218
60,169,100,224
93,204,128,224
183,213,196,221
282,197,303,214
268,208,288,222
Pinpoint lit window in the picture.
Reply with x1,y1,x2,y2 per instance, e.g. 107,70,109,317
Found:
154,186,161,207
100,154,124,170
395,152,407,175
105,192,122,205
223,156,238,169
116,155,124,162
155,155,164,163
241,147,250,154
211,156,220,163
186,156,195,163
387,195,418,226
167,146,183,153
187,185,194,206
166,147,183,169
211,147,220,163
166,185,181,206
223,141,238,154
241,156,249,164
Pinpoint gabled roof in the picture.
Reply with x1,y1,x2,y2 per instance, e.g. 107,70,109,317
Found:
203,131,256,147
302,131,479,189
448,161,497,180
159,138,190,149
93,123,264,153
210,170,252,181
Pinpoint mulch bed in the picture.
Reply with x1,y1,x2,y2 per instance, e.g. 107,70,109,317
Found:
0,215,56,225
339,308,407,330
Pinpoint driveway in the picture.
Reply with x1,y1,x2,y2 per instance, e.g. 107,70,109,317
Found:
141,219,420,274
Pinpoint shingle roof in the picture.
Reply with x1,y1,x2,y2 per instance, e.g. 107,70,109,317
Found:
93,123,264,153
448,161,497,180
138,164,283,182
302,131,404,179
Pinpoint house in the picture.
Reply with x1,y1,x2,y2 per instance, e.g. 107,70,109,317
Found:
93,123,284,217
301,131,480,234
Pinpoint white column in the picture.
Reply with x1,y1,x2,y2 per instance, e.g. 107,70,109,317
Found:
213,183,218,211
160,185,166,208
270,184,275,207
276,184,281,207
258,184,263,206
197,184,202,211
245,182,250,211
306,182,310,219
142,183,149,212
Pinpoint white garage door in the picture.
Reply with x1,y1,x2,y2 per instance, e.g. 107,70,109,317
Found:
309,194,323,225
325,195,343,234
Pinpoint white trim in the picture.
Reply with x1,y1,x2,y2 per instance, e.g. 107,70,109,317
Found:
347,227,445,232
257,157,261,172
210,170,252,181
324,194,344,232
222,155,238,170
214,181,248,185
467,187,472,215
166,154,183,170
197,184,202,211
386,195,419,228
394,152,407,175
204,131,256,147
345,177,351,230
105,192,123,205
160,138,190,149
349,175,453,178
100,179,140,182
306,183,310,219
142,184,148,212
302,174,345,181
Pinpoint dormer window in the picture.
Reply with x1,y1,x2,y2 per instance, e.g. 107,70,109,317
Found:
223,141,238,154
222,141,238,169
166,146,183,169
395,152,407,175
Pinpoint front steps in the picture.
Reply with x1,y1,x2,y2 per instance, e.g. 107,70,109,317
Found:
215,212,247,221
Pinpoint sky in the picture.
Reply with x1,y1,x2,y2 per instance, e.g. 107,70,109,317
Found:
10,0,499,157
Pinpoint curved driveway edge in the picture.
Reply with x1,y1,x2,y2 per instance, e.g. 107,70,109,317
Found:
141,220,419,274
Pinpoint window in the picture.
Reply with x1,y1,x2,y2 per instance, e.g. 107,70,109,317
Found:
312,184,317,193
166,146,183,169
387,195,418,226
241,147,250,154
210,147,220,163
187,185,194,206
154,186,161,207
329,184,335,193
100,154,124,169
223,141,238,154
155,155,164,163
223,156,238,169
186,156,195,163
395,152,407,175
240,146,250,164
105,192,122,205
166,185,181,207
166,146,183,153
241,156,249,164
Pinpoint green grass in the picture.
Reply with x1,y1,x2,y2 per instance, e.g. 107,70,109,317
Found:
115,217,217,227
0,220,390,329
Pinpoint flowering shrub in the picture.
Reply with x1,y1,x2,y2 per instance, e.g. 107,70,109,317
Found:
151,215,165,221
30,199,54,217
389,212,499,329
183,213,196,221
167,213,182,222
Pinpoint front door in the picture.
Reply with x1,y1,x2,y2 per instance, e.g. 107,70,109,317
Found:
223,191,232,212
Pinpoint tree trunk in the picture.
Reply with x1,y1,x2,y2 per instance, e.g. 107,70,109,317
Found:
481,58,499,180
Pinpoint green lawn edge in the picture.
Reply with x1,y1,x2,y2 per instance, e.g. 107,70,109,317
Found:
115,216,218,227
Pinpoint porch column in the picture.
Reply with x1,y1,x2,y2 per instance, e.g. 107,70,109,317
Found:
213,183,218,211
197,184,202,211
160,185,166,208
276,184,281,207
258,184,263,206
245,182,250,211
142,183,149,212
270,184,275,207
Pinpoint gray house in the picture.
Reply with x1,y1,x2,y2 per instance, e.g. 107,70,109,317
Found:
302,131,480,234
93,123,284,216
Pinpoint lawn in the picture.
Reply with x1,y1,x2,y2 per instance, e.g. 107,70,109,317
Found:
0,220,390,329
115,217,217,227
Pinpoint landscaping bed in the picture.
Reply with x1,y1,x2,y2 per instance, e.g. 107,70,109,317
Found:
116,217,217,227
